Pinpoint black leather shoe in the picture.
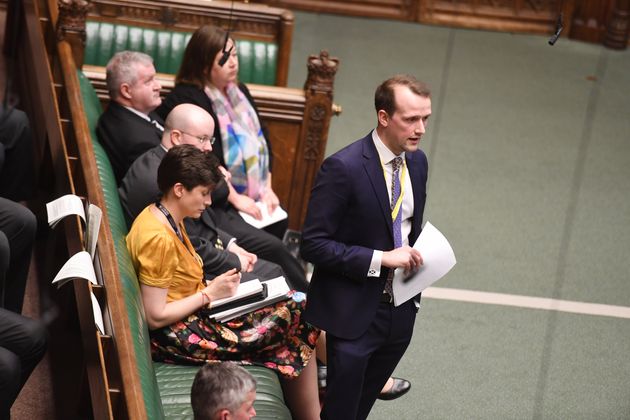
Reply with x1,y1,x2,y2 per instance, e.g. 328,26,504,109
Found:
377,377,411,400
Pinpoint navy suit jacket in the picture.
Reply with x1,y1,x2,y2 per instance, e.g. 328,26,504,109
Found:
301,133,428,339
96,101,163,185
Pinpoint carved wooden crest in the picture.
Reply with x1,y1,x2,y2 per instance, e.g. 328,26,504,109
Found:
56,0,90,42
304,50,339,95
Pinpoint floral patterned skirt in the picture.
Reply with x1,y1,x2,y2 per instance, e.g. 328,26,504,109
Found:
150,291,320,378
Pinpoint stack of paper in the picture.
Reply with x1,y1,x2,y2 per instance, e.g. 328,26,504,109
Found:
210,276,290,322
206,279,266,315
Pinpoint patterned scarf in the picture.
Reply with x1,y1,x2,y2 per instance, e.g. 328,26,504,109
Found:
205,83,269,200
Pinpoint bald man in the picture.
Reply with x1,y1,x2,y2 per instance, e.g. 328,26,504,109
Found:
119,104,285,283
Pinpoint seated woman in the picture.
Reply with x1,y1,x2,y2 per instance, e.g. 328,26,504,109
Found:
126,145,320,419
156,25,286,239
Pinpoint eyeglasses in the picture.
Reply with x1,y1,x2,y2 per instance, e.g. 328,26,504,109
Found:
177,129,216,145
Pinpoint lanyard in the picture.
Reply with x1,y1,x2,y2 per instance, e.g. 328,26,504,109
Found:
155,200,185,244
381,159,406,221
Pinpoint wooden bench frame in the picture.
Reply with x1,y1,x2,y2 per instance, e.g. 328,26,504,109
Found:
14,0,338,417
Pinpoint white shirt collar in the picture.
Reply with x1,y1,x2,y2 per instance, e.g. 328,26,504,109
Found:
372,129,405,165
123,105,151,122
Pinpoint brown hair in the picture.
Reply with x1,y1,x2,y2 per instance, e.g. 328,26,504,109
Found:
157,144,222,193
374,74,431,116
176,25,226,88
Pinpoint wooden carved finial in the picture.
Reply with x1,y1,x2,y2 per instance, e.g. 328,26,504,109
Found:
301,50,340,165
304,50,339,95
604,0,629,50
57,0,91,67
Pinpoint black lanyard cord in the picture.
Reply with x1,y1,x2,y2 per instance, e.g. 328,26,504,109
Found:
155,200,185,244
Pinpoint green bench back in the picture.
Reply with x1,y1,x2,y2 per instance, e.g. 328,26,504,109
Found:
85,21,278,86
78,70,167,419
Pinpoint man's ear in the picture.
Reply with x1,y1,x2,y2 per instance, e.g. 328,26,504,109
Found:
218,408,231,420
377,109,389,127
171,130,182,146
119,83,132,100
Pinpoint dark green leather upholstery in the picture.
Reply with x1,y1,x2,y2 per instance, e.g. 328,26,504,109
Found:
78,70,291,419
85,21,278,85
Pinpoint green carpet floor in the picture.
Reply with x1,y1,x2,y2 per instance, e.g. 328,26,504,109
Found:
287,11,630,420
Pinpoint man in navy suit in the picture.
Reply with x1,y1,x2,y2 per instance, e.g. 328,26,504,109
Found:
301,75,432,419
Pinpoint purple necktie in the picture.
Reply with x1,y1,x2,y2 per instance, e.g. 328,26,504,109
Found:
385,156,403,296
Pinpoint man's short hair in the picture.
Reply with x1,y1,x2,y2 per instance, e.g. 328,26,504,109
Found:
157,144,222,194
191,362,257,420
105,51,154,100
374,74,431,116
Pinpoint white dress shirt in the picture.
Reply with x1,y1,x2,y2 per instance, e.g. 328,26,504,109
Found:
367,130,415,278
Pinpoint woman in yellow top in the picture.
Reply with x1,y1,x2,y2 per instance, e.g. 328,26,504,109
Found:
126,145,320,419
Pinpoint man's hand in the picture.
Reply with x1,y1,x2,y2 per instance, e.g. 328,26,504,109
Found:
382,246,423,275
227,242,257,272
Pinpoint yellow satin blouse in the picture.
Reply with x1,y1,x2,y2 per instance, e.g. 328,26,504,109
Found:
126,206,204,303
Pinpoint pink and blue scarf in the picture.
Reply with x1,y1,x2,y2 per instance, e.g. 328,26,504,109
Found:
205,83,269,200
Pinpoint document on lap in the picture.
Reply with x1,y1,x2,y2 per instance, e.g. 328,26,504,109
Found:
238,202,288,229
207,279,266,313
208,276,291,323
392,221,457,306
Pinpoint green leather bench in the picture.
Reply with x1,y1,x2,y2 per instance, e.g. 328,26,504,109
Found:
85,21,279,86
78,70,291,419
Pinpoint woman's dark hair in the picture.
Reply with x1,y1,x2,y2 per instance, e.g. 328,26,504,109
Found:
176,25,226,88
374,74,431,116
157,144,222,194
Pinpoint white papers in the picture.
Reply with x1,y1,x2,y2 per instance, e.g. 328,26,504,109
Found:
52,251,98,289
90,292,105,335
47,194,86,227
392,221,456,306
212,276,290,322
86,204,102,259
239,202,288,229
46,194,102,259
211,279,263,309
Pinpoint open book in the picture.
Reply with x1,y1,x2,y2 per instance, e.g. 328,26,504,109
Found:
208,276,291,323
238,202,288,229
46,194,102,258
52,251,97,289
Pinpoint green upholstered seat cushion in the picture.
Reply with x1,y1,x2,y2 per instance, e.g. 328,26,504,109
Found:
85,21,277,85
155,363,292,420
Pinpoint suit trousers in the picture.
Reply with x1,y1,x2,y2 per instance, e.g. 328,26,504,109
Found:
0,108,35,202
322,299,417,420
0,308,47,420
0,198,37,313
211,206,309,292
